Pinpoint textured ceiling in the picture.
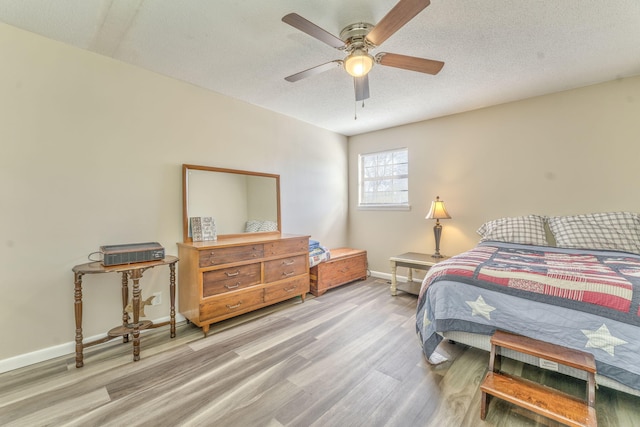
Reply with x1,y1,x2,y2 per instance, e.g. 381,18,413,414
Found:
1,0,640,136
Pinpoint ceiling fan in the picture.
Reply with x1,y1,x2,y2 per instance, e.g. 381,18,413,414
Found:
282,0,444,102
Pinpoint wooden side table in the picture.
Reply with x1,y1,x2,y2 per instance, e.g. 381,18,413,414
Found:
72,255,178,368
389,252,449,296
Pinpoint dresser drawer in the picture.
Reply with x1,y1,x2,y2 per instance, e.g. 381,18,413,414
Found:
199,244,264,267
264,255,307,283
202,263,261,297
200,288,264,322
264,237,308,257
264,276,309,303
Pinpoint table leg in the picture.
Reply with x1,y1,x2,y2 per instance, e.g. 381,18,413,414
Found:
74,272,84,368
169,262,176,338
130,269,142,362
121,272,130,343
390,261,397,296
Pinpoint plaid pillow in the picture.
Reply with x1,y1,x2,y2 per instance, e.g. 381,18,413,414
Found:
245,220,262,232
548,212,640,254
477,215,548,246
258,220,278,232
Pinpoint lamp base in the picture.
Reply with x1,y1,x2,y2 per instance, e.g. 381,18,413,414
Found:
431,221,445,259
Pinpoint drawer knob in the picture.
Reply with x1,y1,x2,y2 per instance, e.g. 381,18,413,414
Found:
284,285,298,293
282,271,296,277
225,283,240,290
282,259,295,266
225,270,240,277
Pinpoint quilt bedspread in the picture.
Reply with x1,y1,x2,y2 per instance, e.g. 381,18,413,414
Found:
416,241,640,390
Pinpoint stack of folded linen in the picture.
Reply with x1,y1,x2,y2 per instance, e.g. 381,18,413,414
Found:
309,240,331,268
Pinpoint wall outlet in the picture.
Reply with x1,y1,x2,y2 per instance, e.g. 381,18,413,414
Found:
152,292,162,306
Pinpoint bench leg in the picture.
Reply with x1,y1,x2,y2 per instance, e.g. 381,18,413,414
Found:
481,391,489,420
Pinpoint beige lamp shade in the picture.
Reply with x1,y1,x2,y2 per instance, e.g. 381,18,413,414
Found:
425,196,451,220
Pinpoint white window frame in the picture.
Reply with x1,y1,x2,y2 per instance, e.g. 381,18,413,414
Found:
358,148,410,211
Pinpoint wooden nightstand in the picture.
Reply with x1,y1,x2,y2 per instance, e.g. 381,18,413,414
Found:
389,252,449,296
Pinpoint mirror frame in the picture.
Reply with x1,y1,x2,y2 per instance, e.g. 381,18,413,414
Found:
182,164,281,243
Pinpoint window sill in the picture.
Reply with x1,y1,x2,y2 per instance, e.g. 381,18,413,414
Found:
358,204,411,211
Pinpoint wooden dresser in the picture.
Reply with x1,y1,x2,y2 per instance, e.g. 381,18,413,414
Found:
309,248,367,297
177,233,310,335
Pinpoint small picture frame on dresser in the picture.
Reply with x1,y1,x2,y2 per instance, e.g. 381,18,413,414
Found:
190,216,217,242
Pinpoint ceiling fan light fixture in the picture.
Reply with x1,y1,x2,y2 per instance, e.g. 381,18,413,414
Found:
344,49,374,77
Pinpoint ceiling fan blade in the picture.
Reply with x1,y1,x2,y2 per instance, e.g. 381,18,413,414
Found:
365,0,431,47
282,13,345,49
285,60,343,82
377,52,444,75
354,75,370,101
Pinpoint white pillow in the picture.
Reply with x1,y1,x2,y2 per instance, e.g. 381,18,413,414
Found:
245,220,278,232
258,220,278,232
548,212,640,254
244,220,262,233
477,215,548,246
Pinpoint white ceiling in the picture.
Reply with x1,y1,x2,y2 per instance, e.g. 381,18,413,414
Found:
1,0,639,136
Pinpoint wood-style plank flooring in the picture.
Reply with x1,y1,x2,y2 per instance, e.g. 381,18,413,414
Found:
1,278,639,426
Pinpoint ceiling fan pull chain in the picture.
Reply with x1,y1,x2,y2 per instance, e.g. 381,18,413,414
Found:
354,98,367,120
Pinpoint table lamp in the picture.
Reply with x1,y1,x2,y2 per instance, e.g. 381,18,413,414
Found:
425,196,451,258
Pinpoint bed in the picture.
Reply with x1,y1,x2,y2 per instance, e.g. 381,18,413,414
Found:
415,212,640,396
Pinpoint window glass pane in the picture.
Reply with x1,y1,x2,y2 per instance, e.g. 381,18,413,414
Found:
394,164,408,176
393,178,408,191
359,148,409,207
393,150,408,163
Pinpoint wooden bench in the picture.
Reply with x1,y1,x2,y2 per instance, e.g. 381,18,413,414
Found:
309,248,367,297
480,330,597,427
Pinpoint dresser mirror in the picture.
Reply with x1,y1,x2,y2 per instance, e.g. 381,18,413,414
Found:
182,164,281,242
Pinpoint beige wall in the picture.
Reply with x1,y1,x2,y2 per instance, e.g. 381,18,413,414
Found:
0,24,348,365
3,20,639,369
348,76,640,276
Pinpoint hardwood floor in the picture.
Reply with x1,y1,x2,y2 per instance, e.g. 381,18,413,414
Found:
1,278,639,426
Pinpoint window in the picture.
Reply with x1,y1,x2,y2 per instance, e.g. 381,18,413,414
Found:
358,148,409,209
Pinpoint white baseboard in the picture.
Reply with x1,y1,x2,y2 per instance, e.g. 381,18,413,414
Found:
0,272,420,374
369,270,422,284
0,313,185,374
370,270,391,281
